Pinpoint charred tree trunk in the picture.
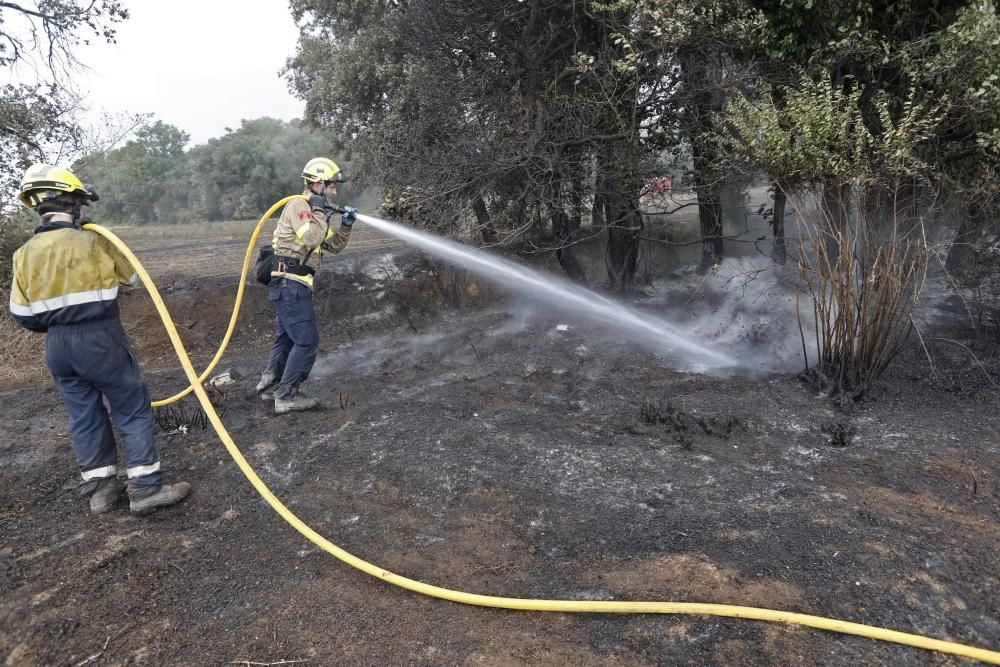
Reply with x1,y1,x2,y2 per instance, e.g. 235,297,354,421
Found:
544,178,587,284
692,145,724,267
604,173,642,291
570,176,584,229
591,167,607,228
472,196,498,245
945,206,982,277
532,205,546,241
771,185,787,265
679,48,726,268
553,208,588,284
605,218,641,291
579,14,645,290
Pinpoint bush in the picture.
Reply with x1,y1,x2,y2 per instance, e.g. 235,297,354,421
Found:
795,182,930,403
0,209,34,298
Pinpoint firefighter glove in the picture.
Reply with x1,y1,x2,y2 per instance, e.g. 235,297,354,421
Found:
341,206,357,227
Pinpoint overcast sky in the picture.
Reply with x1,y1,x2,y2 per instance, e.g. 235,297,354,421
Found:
80,1,304,146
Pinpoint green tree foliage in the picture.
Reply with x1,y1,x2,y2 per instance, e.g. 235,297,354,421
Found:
719,1,1000,398
74,118,339,224
722,0,999,254
940,2,1000,154
78,121,191,224
0,1,129,198
923,1,1000,206
725,76,945,185
727,0,998,198
191,117,336,220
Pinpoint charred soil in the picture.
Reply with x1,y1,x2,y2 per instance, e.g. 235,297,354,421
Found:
1,252,998,666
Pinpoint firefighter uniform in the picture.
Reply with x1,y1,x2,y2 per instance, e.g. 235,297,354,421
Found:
265,195,352,401
9,213,161,489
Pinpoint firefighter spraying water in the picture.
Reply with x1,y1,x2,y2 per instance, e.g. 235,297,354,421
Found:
254,157,358,414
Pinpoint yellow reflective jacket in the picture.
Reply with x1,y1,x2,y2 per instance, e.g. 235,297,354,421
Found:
9,213,138,333
270,195,352,288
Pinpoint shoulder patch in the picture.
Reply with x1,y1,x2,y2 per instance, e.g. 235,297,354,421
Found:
298,210,312,221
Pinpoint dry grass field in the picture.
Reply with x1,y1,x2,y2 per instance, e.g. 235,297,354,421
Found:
110,218,406,281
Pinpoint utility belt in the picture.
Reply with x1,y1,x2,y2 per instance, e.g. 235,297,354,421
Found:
273,255,315,277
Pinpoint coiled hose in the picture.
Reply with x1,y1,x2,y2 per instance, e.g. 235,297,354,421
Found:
80,206,1000,665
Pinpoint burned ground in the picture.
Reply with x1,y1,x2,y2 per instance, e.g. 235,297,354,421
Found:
1,249,998,666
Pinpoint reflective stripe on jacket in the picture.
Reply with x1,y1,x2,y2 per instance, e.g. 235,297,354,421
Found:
9,214,137,332
271,196,352,288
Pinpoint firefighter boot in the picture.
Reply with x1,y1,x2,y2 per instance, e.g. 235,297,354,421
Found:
274,391,320,414
129,482,191,515
256,371,277,401
87,477,126,514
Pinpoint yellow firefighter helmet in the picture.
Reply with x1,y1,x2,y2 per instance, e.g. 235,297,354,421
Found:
19,163,99,208
301,157,345,184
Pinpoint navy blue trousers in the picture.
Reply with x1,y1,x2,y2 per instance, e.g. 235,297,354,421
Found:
45,317,161,488
265,278,319,399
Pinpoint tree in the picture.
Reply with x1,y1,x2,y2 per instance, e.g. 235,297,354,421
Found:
0,0,129,200
287,1,601,273
930,2,1000,275
721,25,961,400
191,117,335,220
738,0,986,261
75,117,339,225
284,0,997,303
285,0,686,288
617,0,763,268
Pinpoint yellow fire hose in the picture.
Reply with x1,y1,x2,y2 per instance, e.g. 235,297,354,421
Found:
148,195,307,407
82,207,1000,665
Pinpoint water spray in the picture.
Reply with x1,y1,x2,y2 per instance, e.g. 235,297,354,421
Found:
356,213,736,371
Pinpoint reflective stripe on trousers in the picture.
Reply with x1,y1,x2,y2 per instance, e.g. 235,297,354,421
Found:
45,317,161,488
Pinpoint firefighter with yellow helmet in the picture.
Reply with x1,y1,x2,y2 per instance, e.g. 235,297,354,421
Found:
9,164,190,515
254,157,356,413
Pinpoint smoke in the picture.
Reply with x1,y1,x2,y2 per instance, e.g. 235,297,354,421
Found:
493,257,816,376
311,214,822,379
307,261,816,385
648,258,817,375
310,330,464,381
